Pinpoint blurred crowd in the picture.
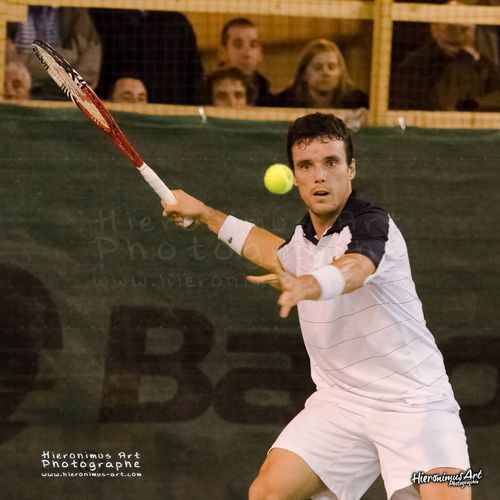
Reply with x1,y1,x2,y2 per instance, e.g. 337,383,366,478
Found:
3,3,500,112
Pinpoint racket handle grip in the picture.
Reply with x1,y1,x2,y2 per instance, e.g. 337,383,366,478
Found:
138,163,193,228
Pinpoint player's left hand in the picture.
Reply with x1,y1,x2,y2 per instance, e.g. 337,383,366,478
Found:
247,270,321,318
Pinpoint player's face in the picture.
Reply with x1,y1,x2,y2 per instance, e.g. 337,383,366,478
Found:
304,51,342,95
111,78,148,104
292,138,355,222
212,78,247,108
4,67,31,101
222,26,262,75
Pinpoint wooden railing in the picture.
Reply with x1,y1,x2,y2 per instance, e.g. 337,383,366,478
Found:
1,0,500,128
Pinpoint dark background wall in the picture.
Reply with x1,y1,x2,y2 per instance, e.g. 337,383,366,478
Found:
0,105,498,498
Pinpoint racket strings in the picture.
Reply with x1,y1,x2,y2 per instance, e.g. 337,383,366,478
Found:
35,45,110,132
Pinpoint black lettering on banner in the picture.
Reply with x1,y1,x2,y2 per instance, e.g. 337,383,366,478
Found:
213,330,314,425
441,334,500,427
0,263,62,443
100,306,214,422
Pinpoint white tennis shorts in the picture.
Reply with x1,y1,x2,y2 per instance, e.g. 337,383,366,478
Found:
271,390,470,500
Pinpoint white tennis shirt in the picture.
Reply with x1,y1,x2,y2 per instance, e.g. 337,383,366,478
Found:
277,190,459,411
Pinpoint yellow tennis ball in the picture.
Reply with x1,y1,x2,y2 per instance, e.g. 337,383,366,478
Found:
264,163,293,195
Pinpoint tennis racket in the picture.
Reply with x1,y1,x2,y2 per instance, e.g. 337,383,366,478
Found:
31,39,192,227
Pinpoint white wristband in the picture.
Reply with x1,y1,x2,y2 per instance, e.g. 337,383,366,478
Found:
309,265,345,300
218,215,255,255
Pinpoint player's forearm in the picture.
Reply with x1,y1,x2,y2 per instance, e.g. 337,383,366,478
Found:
213,215,284,272
308,254,375,301
198,205,228,235
162,192,284,271
332,254,375,293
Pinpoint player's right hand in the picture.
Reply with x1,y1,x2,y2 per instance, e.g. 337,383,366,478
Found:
161,189,207,226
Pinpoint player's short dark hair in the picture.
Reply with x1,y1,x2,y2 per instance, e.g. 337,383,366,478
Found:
205,66,256,105
221,17,256,46
287,113,354,169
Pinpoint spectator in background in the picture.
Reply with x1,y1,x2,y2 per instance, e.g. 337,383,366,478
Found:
218,18,272,106
205,67,255,108
8,7,101,100
475,0,500,68
391,2,500,111
109,76,148,103
271,39,368,109
4,61,31,101
91,10,203,105
6,38,17,62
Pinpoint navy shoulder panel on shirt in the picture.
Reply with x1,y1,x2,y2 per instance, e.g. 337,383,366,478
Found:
344,208,389,267
318,192,390,267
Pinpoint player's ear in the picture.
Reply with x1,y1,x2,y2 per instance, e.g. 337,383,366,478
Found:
348,159,356,180
293,169,298,186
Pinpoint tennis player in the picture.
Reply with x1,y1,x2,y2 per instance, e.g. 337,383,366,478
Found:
161,113,471,500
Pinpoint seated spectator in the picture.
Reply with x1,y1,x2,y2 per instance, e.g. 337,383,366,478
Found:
205,67,255,108
9,7,101,100
4,61,31,101
391,1,500,111
91,10,203,105
218,18,271,106
464,0,500,68
6,38,17,62
110,77,148,103
270,39,368,109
